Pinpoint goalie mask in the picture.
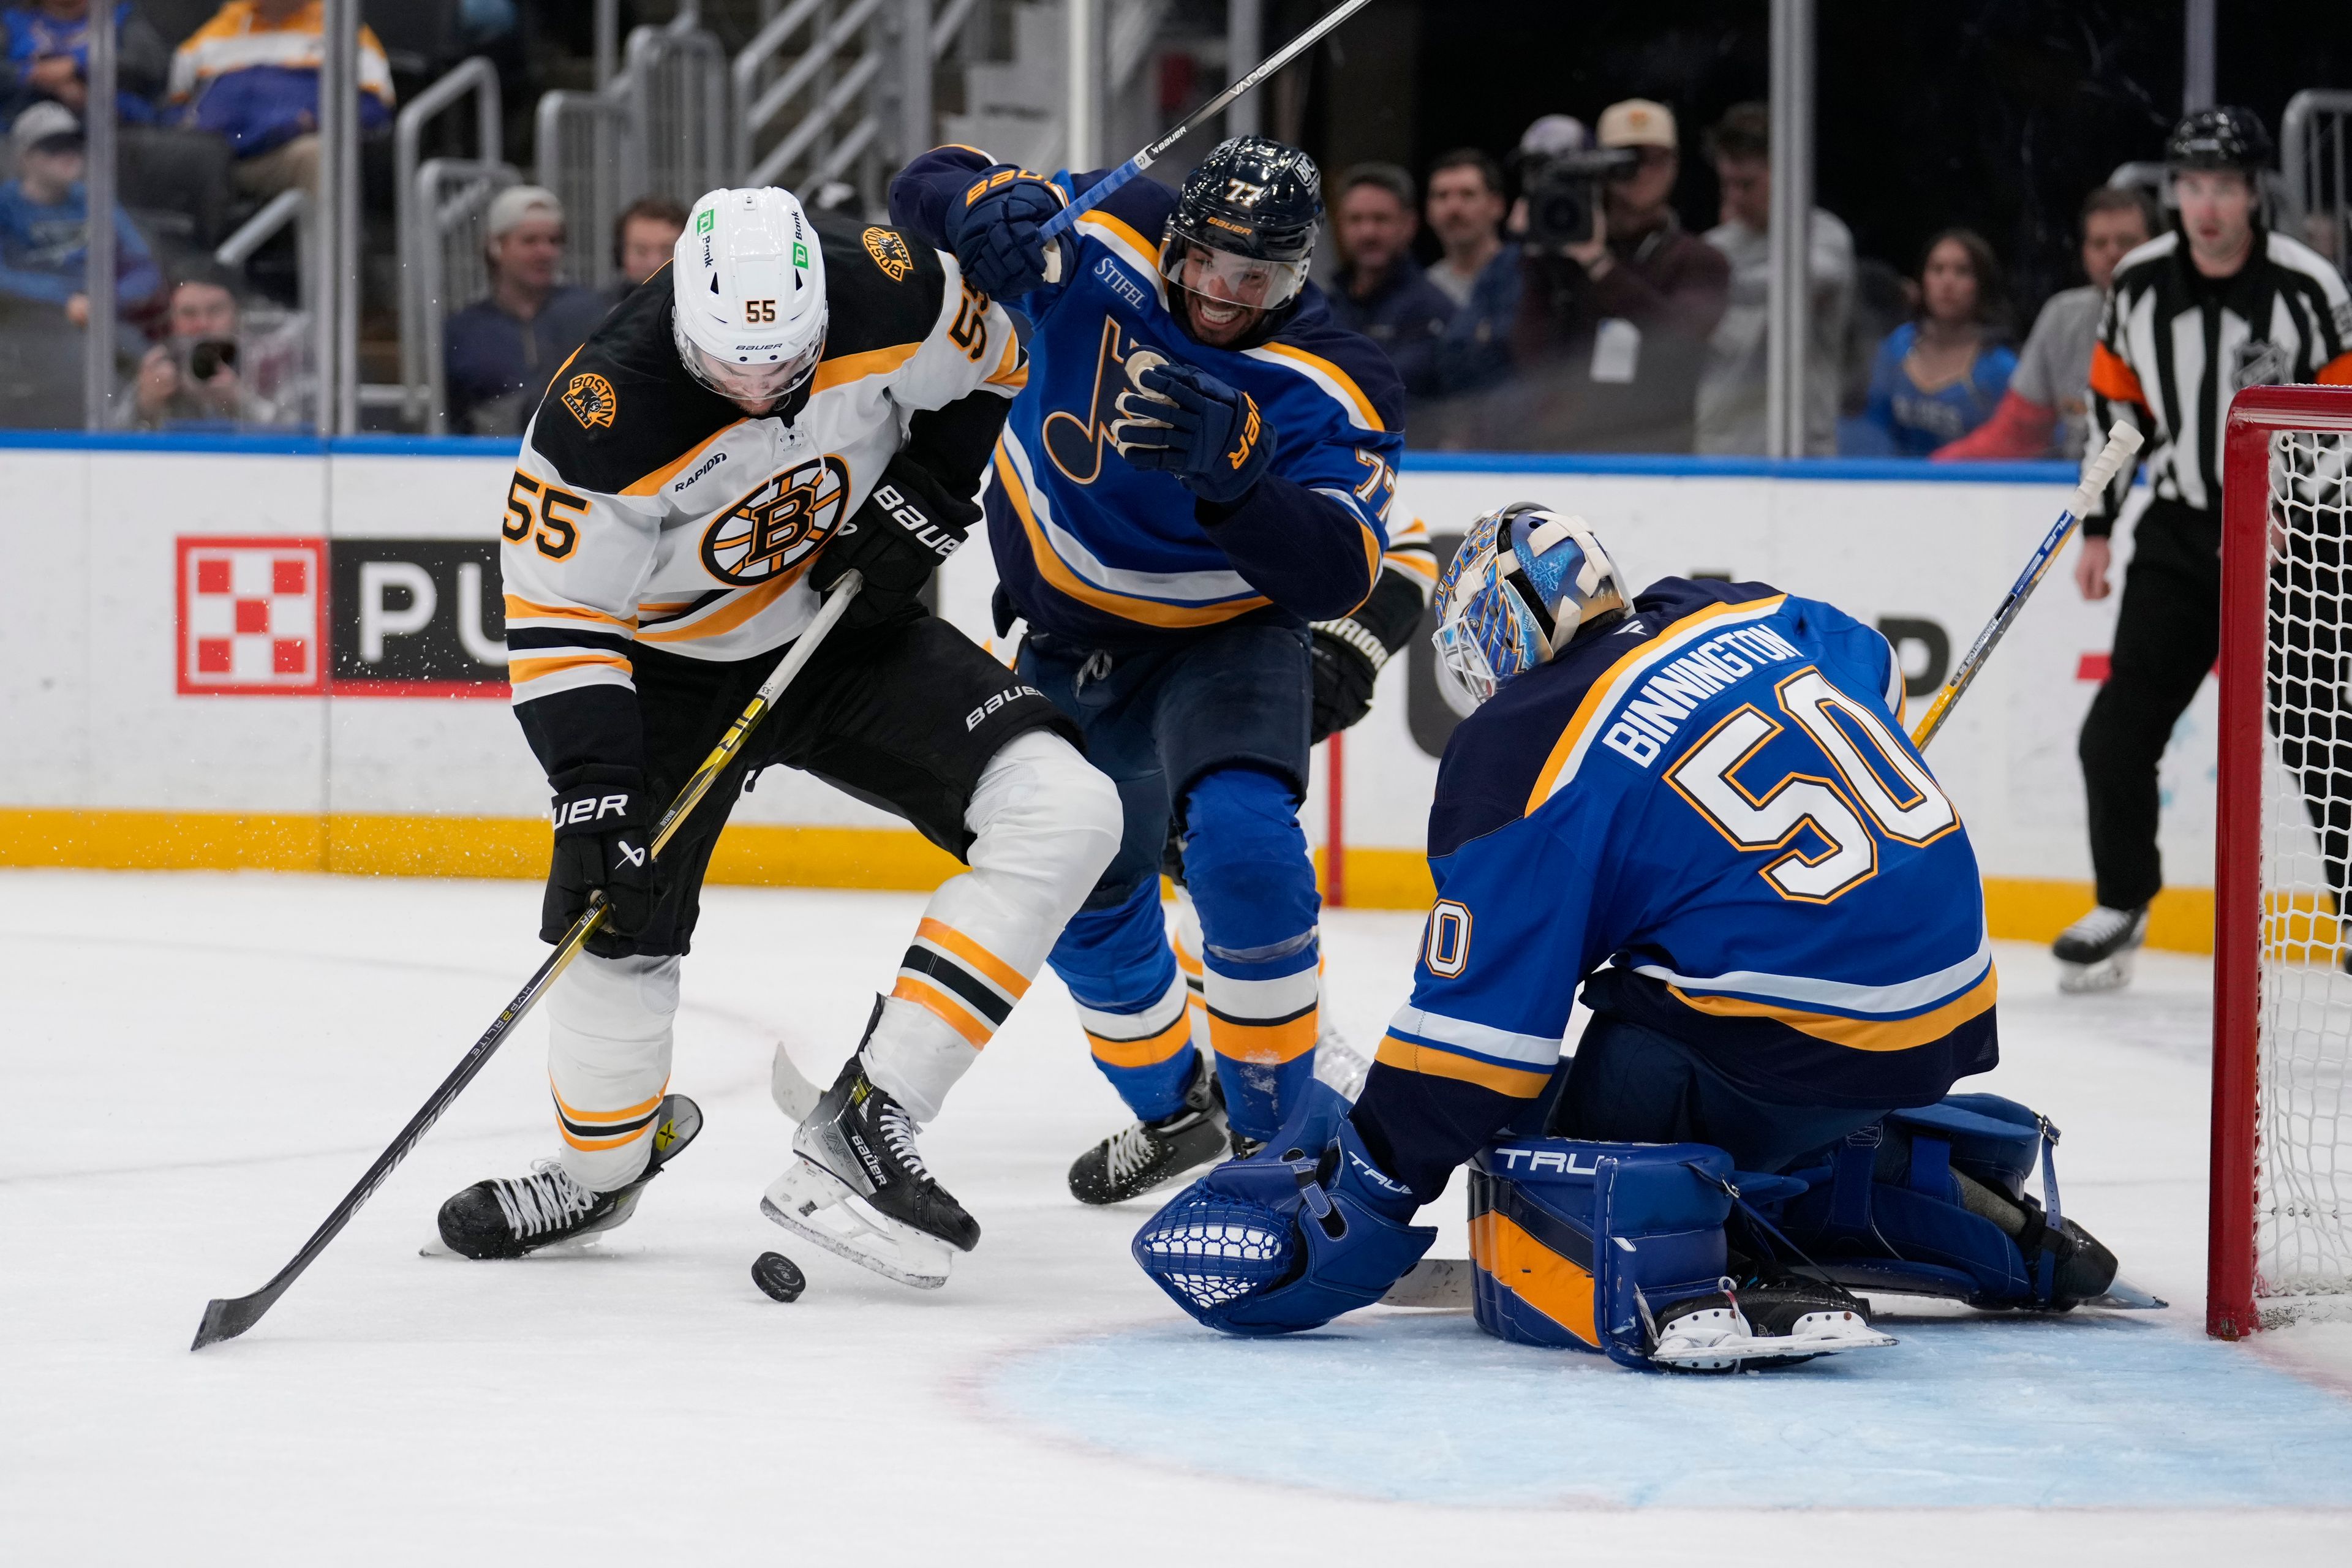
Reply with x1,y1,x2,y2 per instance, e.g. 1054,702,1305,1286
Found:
673,187,828,410
1432,503,1626,706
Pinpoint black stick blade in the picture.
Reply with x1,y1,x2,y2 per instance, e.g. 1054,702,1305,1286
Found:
191,1289,275,1351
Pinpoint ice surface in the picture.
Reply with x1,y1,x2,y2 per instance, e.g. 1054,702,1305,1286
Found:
6,870,2350,1564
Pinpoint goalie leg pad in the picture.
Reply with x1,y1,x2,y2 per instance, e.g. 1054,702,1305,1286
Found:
1132,1085,1436,1335
1468,1137,1736,1368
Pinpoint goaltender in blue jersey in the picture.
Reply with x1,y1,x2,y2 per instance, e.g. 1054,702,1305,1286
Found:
1360,505,1996,1204
891,137,1425,1197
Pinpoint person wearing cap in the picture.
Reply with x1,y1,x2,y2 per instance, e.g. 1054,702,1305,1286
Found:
2052,107,2352,992
1510,98,1728,452
1326,162,1456,400
166,0,394,199
442,184,608,435
0,99,157,324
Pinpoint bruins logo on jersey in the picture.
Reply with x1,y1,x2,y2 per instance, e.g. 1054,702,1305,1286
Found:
862,226,914,283
701,455,851,586
562,371,618,429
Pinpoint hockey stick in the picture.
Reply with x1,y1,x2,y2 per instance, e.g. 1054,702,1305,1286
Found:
1381,431,2151,1311
190,572,865,1351
1908,420,2144,749
1032,0,1373,278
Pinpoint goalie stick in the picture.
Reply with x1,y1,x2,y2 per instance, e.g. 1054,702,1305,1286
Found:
1033,0,1374,282
1381,430,2149,1311
189,573,866,1351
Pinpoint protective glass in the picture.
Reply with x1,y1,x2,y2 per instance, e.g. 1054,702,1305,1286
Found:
1158,239,1308,312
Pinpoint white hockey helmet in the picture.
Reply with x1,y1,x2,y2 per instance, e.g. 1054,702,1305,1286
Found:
672,187,828,409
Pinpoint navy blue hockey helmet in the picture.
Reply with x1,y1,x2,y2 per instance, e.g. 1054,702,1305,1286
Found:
2166,106,2274,176
1161,135,1322,313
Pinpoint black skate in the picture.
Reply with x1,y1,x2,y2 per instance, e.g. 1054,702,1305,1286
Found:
436,1095,702,1261
1069,1054,1230,1205
2052,904,2147,993
763,1057,977,1289
1649,1276,1894,1372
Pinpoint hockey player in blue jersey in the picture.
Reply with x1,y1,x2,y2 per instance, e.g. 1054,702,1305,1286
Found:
891,137,1424,1203
1131,502,2146,1368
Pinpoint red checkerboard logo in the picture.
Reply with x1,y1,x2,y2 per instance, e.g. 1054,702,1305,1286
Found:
176,537,328,696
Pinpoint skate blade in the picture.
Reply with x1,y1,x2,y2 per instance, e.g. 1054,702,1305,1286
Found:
2082,1275,2169,1311
2057,952,2136,993
1651,1308,1896,1371
760,1158,954,1290
417,1231,637,1261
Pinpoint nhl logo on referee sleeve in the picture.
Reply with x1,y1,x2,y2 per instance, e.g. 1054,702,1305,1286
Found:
862,227,914,283
562,372,618,429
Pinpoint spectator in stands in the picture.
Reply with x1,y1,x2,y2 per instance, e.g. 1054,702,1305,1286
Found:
1510,99,1729,451
1325,162,1453,399
1692,100,1854,456
609,192,686,307
1852,228,2016,456
443,184,604,435
115,258,279,428
1,2,169,126
1935,186,2157,462
0,101,157,323
1425,146,1519,400
166,0,393,198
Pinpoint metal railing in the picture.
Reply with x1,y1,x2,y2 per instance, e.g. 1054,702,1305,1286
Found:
538,7,730,293
2285,89,2352,270
734,0,982,209
395,57,508,429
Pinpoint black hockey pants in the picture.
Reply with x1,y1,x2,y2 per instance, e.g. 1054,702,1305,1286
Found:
2078,496,2352,910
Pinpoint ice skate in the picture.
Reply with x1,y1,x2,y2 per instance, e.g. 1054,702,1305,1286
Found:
2052,904,2147,992
1068,1053,1230,1205
764,1058,976,1289
1311,1021,1371,1102
1647,1277,1895,1372
435,1095,702,1261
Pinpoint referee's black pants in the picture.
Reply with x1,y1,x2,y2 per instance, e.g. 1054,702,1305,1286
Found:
2079,496,2352,910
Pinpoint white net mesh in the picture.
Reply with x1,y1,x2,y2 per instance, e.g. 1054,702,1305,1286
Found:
2258,427,2352,1322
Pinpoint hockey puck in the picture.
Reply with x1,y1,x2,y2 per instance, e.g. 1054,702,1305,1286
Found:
752,1250,805,1303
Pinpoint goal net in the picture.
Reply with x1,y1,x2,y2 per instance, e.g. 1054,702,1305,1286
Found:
2212,383,2352,1336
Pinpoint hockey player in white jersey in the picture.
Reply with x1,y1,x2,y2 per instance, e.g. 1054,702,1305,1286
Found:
435,189,1122,1287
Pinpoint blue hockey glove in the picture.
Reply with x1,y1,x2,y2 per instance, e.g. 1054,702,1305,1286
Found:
944,168,1065,299
1132,1082,1436,1336
1109,356,1275,506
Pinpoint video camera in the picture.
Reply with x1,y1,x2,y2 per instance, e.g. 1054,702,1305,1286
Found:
1520,146,1638,251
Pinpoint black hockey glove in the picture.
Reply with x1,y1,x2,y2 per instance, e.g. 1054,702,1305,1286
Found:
1307,569,1430,743
807,454,979,627
543,764,657,956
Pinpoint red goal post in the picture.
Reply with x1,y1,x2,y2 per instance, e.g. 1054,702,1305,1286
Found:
2211,383,2352,1339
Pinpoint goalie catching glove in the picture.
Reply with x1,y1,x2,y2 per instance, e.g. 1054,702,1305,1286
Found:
543,764,657,957
1109,353,1275,506
809,454,979,627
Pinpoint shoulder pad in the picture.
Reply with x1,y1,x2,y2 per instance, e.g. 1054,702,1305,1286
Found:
819,222,949,361
1265,290,1407,433
524,282,742,497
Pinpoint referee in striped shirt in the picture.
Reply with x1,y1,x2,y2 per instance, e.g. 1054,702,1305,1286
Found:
2057,107,2352,991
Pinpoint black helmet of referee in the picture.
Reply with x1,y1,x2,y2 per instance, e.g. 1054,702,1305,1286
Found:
1160,135,1322,315
2166,106,2274,176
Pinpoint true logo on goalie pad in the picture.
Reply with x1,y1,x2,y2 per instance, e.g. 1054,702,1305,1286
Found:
700,456,851,586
